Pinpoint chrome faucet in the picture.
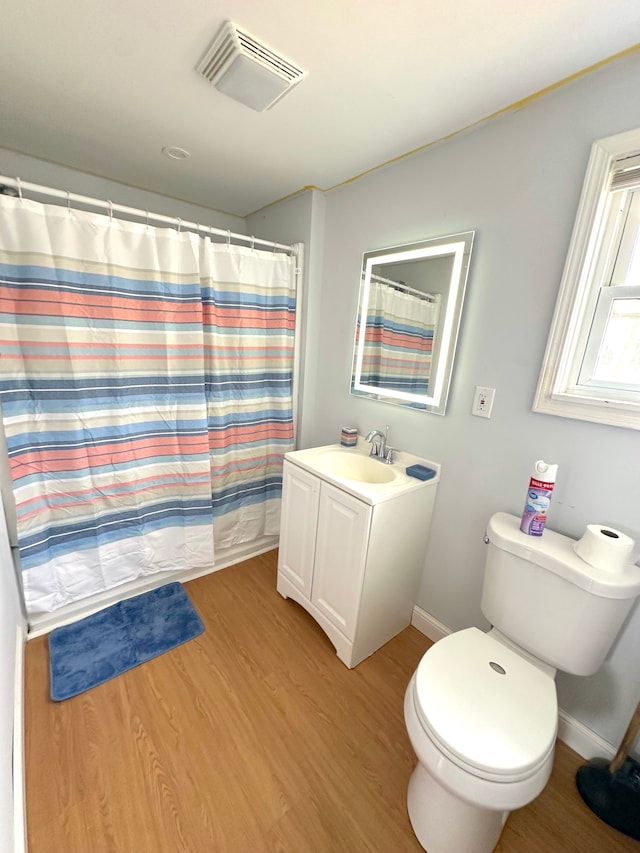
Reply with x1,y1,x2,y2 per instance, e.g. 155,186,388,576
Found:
365,426,393,463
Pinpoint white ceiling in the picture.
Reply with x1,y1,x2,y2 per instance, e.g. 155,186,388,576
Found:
1,1,639,217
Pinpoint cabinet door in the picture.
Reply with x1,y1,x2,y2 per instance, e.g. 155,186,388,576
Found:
312,483,371,640
277,462,320,599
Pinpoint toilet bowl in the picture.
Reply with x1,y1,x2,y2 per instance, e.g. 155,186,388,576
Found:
404,628,557,853
403,512,640,853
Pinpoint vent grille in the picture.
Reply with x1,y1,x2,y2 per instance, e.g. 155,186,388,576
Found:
235,28,304,83
196,21,307,110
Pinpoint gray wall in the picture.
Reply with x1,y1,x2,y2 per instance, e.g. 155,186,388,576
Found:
296,52,640,749
0,148,246,232
0,494,26,852
247,190,326,449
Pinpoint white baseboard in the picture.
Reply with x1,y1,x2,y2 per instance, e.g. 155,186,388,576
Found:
411,605,616,762
557,709,615,761
411,604,450,644
13,625,26,853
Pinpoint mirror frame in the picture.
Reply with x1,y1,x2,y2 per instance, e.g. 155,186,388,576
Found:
351,231,474,415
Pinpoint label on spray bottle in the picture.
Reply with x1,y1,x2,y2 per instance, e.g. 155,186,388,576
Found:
520,461,558,537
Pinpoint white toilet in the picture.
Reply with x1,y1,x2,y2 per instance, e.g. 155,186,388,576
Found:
404,511,640,853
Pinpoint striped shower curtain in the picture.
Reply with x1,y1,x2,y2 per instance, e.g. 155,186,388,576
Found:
361,280,440,394
0,196,296,615
199,240,296,548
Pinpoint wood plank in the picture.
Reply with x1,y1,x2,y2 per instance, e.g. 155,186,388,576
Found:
25,550,640,852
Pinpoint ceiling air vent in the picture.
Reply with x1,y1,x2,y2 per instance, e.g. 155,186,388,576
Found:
196,21,307,112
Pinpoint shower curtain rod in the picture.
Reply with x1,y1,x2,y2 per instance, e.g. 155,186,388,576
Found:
0,175,295,254
370,272,437,303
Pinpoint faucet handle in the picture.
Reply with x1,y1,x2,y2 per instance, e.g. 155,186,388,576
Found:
384,447,394,464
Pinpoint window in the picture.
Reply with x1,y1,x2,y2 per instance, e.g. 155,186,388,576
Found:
534,129,640,429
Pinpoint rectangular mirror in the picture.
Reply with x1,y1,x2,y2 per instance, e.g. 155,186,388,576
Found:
351,231,474,415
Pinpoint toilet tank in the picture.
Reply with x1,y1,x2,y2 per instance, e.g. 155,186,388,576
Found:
481,512,640,676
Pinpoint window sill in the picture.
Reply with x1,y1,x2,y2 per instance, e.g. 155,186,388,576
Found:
533,389,640,430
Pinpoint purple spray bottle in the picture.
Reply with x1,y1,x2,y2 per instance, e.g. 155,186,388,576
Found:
520,461,558,537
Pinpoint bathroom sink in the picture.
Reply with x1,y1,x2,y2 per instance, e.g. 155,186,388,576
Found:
284,440,440,505
316,451,397,484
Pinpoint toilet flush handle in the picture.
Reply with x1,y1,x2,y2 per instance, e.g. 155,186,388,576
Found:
483,534,489,545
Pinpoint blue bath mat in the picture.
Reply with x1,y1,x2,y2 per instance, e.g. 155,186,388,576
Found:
48,582,204,701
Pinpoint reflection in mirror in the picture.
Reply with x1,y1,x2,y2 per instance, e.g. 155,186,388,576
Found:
351,232,474,415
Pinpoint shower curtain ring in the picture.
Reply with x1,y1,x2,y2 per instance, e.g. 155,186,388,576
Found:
66,191,72,213
16,177,22,200
108,200,113,222
250,235,255,249
177,217,182,233
226,230,231,246
145,211,150,229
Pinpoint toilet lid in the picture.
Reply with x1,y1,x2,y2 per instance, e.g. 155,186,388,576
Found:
414,628,558,780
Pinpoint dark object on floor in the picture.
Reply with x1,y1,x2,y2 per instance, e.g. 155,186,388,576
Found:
576,699,640,841
48,582,204,701
576,757,640,841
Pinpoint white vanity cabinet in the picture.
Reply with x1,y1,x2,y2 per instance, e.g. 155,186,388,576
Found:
277,447,439,668
277,462,320,600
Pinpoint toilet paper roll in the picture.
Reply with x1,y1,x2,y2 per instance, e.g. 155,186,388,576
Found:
573,524,636,574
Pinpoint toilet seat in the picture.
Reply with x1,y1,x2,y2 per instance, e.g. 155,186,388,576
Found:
414,628,558,782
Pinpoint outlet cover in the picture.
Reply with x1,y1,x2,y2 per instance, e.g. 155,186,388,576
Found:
472,386,495,418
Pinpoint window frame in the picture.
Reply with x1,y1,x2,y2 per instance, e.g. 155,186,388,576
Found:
578,284,640,393
533,128,640,430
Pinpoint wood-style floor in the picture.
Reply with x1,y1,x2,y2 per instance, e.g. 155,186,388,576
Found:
25,550,639,852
